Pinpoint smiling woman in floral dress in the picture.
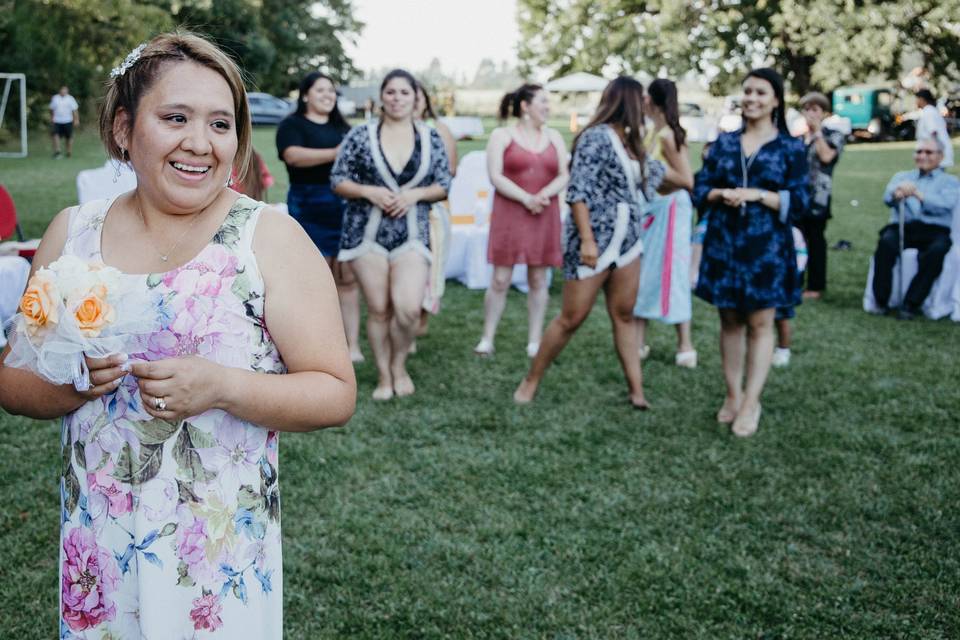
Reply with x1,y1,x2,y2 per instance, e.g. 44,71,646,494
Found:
0,32,355,638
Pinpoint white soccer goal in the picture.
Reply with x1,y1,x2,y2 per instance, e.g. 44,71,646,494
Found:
0,73,27,158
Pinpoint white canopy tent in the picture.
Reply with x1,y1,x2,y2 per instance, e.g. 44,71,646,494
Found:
545,72,609,93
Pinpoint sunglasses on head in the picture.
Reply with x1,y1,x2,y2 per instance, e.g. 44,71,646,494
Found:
915,149,939,156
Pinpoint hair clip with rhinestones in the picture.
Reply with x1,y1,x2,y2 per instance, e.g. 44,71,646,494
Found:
110,44,147,80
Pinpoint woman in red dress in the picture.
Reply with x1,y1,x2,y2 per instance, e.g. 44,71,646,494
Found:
474,84,569,358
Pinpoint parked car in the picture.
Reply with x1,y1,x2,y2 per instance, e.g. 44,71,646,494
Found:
337,97,357,118
248,92,293,125
717,96,742,133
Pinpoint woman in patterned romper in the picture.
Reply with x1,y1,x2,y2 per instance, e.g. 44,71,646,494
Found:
0,33,356,638
514,77,685,408
332,69,452,400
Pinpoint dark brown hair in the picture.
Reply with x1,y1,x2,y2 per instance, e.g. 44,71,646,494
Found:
416,81,438,120
295,71,350,132
498,83,543,120
235,150,266,201
98,31,252,179
380,69,417,95
743,67,788,134
572,76,648,187
648,78,686,149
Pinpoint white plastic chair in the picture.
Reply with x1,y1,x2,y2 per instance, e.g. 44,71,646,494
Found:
76,161,137,205
863,196,960,320
443,150,550,293
0,255,30,347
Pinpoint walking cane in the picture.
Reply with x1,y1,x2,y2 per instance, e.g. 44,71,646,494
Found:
897,200,906,308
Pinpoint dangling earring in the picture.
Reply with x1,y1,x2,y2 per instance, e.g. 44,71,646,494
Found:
113,148,126,183
625,126,632,135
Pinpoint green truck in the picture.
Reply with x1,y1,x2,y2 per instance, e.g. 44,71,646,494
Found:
832,85,912,141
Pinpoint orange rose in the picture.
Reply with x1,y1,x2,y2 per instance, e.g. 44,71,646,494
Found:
19,270,61,335
74,285,115,337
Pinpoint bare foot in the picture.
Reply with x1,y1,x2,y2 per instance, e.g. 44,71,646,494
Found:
732,403,762,437
393,372,415,397
372,384,394,401
513,377,538,404
802,290,822,300
629,393,650,410
716,396,741,424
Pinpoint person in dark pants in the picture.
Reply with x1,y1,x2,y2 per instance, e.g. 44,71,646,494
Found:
872,137,959,319
772,92,845,367
277,71,364,361
49,85,79,158
797,92,845,297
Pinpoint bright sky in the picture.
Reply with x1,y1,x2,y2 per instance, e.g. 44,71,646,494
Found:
347,0,520,78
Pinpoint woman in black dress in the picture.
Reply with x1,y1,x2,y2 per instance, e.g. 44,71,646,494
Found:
277,72,363,362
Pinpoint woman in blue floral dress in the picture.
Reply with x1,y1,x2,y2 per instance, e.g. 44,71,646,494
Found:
514,77,684,408
0,33,356,638
692,68,809,437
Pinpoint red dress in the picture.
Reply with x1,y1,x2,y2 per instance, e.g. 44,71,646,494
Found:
487,140,563,267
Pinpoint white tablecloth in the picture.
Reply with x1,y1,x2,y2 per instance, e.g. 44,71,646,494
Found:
0,256,30,346
444,224,545,292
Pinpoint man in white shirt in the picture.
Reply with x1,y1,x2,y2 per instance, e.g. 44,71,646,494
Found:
49,85,79,158
915,89,954,168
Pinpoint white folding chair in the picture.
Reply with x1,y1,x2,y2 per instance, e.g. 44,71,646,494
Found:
863,197,960,320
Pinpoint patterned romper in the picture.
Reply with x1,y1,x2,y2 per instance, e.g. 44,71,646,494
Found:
564,124,665,280
331,120,452,263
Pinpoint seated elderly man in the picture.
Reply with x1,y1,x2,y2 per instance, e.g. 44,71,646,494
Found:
872,136,960,319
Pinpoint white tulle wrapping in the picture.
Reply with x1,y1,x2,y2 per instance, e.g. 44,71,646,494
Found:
4,256,160,390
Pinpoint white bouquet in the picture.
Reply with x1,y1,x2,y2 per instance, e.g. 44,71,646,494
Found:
4,255,159,390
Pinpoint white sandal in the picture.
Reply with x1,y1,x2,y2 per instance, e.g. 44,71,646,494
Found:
473,338,495,356
638,344,651,361
526,342,539,358
675,350,698,368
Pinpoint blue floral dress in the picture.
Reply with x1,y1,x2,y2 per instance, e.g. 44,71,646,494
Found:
58,196,284,638
692,130,810,310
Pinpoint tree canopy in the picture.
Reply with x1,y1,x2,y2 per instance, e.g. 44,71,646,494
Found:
517,0,960,95
0,0,361,123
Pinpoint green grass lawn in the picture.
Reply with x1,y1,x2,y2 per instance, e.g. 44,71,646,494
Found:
2,127,959,638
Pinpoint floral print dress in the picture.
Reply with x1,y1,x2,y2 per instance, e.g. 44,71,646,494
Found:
58,196,284,639
564,124,665,280
692,130,810,311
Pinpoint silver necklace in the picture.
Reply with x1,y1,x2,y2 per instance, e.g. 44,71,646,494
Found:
136,196,206,263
